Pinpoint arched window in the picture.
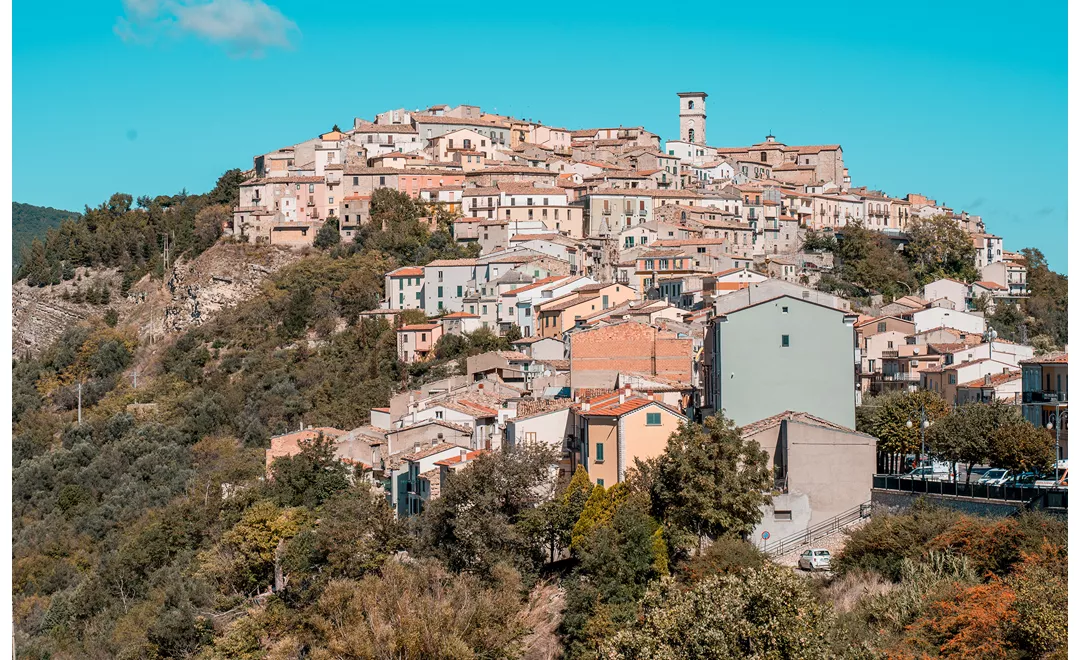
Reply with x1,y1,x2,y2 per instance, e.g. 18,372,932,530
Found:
688,100,695,110
688,128,695,143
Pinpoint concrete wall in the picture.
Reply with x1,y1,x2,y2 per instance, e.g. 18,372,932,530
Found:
713,296,856,428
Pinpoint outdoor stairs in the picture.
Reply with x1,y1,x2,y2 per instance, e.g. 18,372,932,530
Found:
766,501,872,558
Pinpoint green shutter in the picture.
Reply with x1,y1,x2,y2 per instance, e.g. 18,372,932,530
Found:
596,443,604,461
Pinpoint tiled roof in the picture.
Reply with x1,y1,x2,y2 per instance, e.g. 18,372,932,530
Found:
958,370,1021,388
399,323,440,331
401,441,471,462
501,275,570,297
739,411,853,437
1021,352,1068,365
354,122,418,134
972,281,1006,290
580,395,684,419
433,449,488,467
388,266,424,277
425,258,479,267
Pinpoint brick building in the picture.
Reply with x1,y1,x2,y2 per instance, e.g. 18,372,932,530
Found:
568,321,693,389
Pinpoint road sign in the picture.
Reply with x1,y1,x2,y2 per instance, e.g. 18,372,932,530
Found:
761,530,770,540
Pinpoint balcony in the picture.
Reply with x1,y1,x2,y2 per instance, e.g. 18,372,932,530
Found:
639,209,647,216
1024,391,1068,404
881,350,899,358
881,372,920,382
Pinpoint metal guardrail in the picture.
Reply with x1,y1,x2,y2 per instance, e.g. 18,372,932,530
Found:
872,475,1068,509
765,501,872,557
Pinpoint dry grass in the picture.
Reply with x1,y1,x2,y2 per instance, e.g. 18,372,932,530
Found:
821,568,895,613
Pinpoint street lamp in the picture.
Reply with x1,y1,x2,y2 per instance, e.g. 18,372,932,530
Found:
906,408,932,478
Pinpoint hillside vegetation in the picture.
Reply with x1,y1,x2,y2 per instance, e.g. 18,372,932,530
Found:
12,202,80,271
11,185,1068,659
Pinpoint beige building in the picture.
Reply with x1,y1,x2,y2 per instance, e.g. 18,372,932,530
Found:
742,412,876,546
575,390,687,486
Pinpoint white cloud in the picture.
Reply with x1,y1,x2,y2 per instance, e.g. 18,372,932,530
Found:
115,0,299,56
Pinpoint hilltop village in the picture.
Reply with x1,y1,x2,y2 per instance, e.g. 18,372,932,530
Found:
238,92,1065,537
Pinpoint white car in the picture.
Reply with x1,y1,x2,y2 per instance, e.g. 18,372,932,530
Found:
977,468,1011,486
798,549,832,572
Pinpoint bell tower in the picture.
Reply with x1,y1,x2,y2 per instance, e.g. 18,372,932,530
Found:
678,92,707,145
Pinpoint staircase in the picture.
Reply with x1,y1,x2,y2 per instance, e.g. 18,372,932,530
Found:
766,501,872,558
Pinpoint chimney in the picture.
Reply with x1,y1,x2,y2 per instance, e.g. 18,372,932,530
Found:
984,374,992,386
582,402,591,413
413,442,421,453
619,391,625,405
460,448,468,461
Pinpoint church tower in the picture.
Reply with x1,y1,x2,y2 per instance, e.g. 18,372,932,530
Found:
678,92,707,145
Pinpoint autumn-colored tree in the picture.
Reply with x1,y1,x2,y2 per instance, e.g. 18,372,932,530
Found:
899,581,1015,660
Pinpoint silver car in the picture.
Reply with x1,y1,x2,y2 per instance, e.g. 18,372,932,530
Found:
798,548,832,572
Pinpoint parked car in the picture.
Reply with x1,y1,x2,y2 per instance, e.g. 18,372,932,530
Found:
798,548,832,572
1010,472,1041,486
977,468,1011,486
905,465,951,480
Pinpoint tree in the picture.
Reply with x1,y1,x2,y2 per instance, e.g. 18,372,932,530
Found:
416,444,558,575
193,204,229,252
313,217,341,249
306,560,528,658
561,493,668,658
570,481,630,554
904,215,979,284
314,487,407,580
927,400,1022,483
649,415,771,555
604,563,835,660
988,421,1055,474
862,390,949,473
268,433,352,508
207,168,247,208
519,466,594,564
831,221,916,300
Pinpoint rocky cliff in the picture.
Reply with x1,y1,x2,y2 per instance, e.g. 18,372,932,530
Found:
12,242,305,359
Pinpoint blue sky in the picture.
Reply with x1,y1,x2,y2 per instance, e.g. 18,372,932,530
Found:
14,1,1068,269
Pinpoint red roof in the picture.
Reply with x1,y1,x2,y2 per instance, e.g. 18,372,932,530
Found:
388,266,424,277
442,311,480,319
399,323,440,331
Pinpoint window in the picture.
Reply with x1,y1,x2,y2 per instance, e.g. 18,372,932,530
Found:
437,286,443,297
781,335,790,347
379,176,386,186
595,443,604,462
782,306,788,313
687,100,694,110
775,510,793,522
596,478,604,487
420,333,427,342
435,410,443,419
456,285,462,297
353,176,358,185
949,373,957,385
646,412,661,425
